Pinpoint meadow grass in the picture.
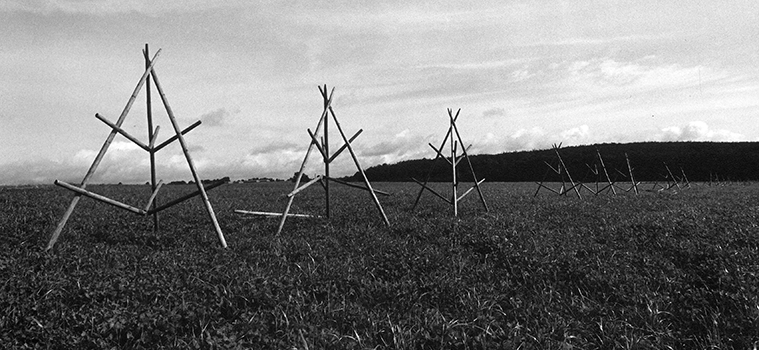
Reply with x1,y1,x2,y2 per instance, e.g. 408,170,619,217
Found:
1,182,758,349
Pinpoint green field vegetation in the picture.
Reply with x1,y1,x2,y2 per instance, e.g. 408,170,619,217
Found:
1,182,758,349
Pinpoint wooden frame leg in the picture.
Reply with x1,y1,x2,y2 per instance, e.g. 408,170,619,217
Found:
146,49,227,248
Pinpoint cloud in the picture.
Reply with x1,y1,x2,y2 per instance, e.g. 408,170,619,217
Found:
472,124,605,155
560,125,591,143
249,141,300,155
482,107,505,118
358,129,430,164
199,107,233,127
659,121,744,142
0,0,243,15
505,127,550,151
0,140,245,185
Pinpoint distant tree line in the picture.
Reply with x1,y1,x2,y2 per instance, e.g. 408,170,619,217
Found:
346,142,759,182
168,176,231,185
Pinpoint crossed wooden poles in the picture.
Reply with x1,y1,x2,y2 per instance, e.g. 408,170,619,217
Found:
46,45,227,250
411,109,488,216
534,143,583,199
580,149,617,195
235,85,390,234
650,163,690,192
536,146,640,198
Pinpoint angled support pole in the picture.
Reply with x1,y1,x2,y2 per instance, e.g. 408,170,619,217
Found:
625,153,639,194
664,163,681,190
553,144,582,199
146,50,227,248
145,43,159,231
597,149,617,195
326,99,390,226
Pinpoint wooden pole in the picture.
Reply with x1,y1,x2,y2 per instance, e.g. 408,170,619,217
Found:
153,120,202,152
287,175,323,198
322,85,331,219
145,43,159,232
46,49,162,251
142,180,164,212
147,180,227,215
554,144,582,199
451,118,458,217
328,177,390,196
597,149,616,195
327,105,390,226
681,168,691,188
276,87,334,235
94,113,150,151
664,163,681,190
411,178,453,203
145,50,227,248
328,129,363,163
626,153,638,195
234,210,318,218
54,180,146,215
458,178,486,202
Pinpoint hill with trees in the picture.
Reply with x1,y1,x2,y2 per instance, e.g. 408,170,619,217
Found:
348,142,759,182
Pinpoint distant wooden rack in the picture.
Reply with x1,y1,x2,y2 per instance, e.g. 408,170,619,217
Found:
235,85,390,234
649,162,690,192
535,147,641,198
47,44,228,250
411,108,488,216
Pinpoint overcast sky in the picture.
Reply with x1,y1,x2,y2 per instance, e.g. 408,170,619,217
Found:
1,1,757,185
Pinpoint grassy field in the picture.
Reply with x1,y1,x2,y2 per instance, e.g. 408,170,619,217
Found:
1,181,758,349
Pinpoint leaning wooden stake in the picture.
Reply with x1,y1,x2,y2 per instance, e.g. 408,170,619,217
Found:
680,168,691,188
626,153,639,195
146,51,227,248
145,43,160,231
664,163,681,190
597,149,617,195
326,101,390,226
554,144,582,199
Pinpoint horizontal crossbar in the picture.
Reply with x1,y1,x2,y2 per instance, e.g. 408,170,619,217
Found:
153,120,202,152
327,177,390,196
327,129,363,164
95,113,150,152
457,178,486,202
234,210,319,218
147,179,227,214
54,180,146,215
411,177,452,204
287,175,323,198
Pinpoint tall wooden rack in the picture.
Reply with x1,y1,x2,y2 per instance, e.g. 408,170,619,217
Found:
46,44,227,250
235,85,390,235
411,108,488,216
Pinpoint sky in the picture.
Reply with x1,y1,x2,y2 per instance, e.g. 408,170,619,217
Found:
1,0,758,185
